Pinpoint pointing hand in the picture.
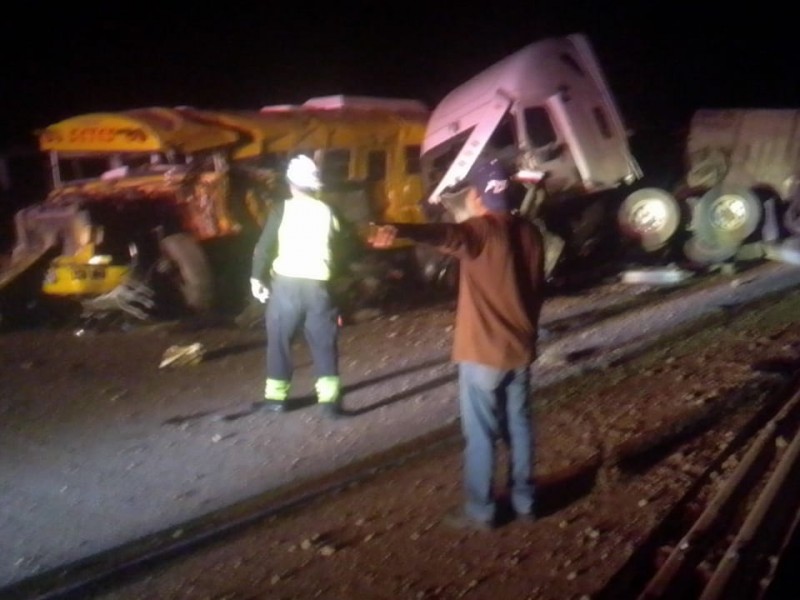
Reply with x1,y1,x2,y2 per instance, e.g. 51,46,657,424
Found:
367,224,398,248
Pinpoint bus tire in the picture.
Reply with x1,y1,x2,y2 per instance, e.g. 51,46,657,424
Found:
157,233,214,315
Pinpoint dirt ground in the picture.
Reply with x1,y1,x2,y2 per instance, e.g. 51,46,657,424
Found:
74,283,800,600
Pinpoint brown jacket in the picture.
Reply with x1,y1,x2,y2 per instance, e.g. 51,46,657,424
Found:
395,213,545,369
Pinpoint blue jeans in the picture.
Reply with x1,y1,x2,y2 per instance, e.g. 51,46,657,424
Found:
458,361,534,522
266,275,339,380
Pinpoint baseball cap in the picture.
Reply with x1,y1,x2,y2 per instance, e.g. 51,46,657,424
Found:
465,158,511,212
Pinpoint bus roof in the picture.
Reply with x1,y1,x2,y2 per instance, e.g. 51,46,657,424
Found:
38,107,242,154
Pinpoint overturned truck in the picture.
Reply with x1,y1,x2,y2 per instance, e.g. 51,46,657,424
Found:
0,97,430,321
417,33,643,281
417,34,800,283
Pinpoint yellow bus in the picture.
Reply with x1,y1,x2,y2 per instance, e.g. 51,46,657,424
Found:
3,97,430,319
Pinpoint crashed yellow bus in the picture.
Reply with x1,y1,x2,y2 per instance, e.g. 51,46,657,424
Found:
0,96,430,322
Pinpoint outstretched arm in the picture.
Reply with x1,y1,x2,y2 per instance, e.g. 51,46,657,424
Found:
367,221,483,259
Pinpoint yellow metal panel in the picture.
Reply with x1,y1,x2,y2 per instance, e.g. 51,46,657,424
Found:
43,262,130,297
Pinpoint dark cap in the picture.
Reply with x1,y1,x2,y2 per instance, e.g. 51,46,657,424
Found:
465,158,511,212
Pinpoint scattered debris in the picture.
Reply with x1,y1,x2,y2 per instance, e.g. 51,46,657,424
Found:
620,266,694,285
159,343,205,368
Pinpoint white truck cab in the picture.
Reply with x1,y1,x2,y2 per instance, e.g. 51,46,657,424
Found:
421,33,642,221
418,34,642,278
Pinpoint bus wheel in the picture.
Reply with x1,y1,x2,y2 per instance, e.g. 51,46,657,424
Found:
155,233,214,315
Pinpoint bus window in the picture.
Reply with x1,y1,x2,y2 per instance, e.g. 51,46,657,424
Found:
367,150,386,181
320,149,351,183
405,145,421,174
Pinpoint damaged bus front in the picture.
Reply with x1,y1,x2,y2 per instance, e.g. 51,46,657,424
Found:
4,108,265,319
1,97,431,323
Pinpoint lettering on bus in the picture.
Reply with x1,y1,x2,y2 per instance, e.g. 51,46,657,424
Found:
64,127,150,144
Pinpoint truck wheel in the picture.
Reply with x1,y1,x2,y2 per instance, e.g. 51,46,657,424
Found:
691,185,761,247
618,187,680,252
155,233,214,315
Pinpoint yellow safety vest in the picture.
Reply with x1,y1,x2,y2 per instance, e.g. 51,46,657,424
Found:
272,196,339,281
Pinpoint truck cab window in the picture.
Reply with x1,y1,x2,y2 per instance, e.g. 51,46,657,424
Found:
523,107,557,148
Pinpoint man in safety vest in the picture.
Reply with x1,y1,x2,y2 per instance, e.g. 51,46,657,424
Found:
250,155,344,418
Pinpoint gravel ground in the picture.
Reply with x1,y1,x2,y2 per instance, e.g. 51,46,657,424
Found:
3,261,800,599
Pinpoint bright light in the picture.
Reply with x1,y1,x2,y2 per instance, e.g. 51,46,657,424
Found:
87,255,112,265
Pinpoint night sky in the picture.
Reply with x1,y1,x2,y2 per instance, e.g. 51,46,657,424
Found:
3,2,799,149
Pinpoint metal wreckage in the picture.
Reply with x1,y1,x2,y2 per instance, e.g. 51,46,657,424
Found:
3,33,800,326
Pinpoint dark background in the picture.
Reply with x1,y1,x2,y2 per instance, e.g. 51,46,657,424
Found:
2,2,799,147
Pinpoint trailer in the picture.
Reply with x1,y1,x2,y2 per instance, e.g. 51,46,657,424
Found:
618,109,800,267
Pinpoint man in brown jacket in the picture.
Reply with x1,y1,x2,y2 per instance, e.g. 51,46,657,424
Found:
369,158,546,530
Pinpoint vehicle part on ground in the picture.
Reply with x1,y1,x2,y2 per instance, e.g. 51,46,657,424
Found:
159,343,206,368
80,276,155,320
619,266,694,285
618,187,681,252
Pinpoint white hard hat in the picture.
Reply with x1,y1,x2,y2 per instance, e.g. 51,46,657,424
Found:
286,155,321,191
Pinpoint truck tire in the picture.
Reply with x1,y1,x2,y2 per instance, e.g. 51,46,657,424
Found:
617,187,680,252
691,185,761,247
156,233,214,315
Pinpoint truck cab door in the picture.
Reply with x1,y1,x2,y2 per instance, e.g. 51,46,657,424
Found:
535,88,640,194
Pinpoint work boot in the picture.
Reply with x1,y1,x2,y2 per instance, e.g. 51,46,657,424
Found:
257,378,291,413
315,376,344,418
256,399,287,413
